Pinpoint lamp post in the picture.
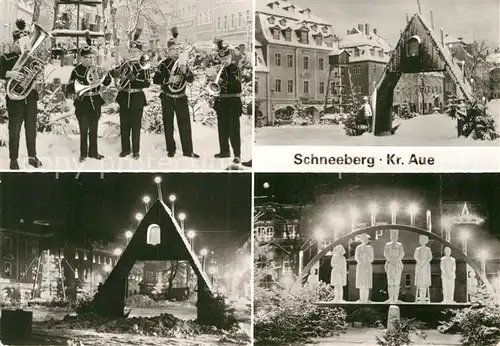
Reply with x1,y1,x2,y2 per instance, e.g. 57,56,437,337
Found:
407,203,419,227
426,210,432,232
169,194,176,215
154,176,163,201
459,229,470,255
200,248,208,270
368,202,377,226
178,212,186,232
187,230,196,251
389,201,398,224
125,230,133,245
478,249,488,278
142,195,151,212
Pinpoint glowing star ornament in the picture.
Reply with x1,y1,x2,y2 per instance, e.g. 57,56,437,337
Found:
452,202,484,225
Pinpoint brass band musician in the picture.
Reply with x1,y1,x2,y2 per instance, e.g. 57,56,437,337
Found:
67,32,112,163
213,40,243,164
153,27,199,159
111,30,150,160
0,19,42,170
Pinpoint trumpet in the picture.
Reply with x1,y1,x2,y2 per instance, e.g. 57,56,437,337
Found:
115,53,151,91
74,66,108,98
207,65,224,97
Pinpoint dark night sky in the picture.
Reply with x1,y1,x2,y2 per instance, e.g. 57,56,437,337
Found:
255,173,500,238
0,173,252,256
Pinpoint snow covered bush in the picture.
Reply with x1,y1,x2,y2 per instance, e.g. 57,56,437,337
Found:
343,109,368,136
376,318,427,346
439,287,500,346
445,95,499,140
254,279,347,345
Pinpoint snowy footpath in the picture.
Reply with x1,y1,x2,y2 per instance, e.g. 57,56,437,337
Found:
256,111,500,147
0,120,252,171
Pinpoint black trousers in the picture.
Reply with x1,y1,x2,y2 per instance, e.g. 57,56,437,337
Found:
161,95,193,154
120,107,143,154
76,107,101,157
216,103,241,157
7,98,37,160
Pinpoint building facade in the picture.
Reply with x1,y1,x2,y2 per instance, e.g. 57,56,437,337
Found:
395,73,445,113
0,0,34,53
255,0,337,124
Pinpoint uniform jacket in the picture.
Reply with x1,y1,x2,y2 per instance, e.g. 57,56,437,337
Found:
0,52,39,103
214,63,243,117
115,60,150,109
153,57,194,97
67,64,112,111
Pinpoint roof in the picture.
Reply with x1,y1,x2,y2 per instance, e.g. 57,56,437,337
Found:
486,51,500,65
338,30,393,63
255,46,269,72
256,0,335,50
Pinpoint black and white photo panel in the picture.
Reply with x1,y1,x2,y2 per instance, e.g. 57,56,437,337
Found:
255,0,500,147
0,172,251,345
254,173,500,346
0,1,253,171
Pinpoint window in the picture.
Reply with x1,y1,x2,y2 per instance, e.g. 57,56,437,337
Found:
274,53,281,66
266,226,274,239
354,49,360,57
272,28,280,40
224,15,228,30
287,80,293,93
208,10,212,23
405,273,411,288
283,261,292,274
231,13,236,28
284,30,292,41
370,48,375,56
300,31,308,44
275,79,282,93
4,262,11,277
238,12,243,27
379,50,384,57
20,264,26,278
352,66,361,75
20,239,28,255
255,82,258,94
31,241,37,255
198,13,202,25
315,35,322,46
319,81,325,94
4,236,12,253
246,10,251,22
303,80,309,94
318,58,324,70
303,56,309,69
217,17,221,31
287,54,293,68
340,67,345,76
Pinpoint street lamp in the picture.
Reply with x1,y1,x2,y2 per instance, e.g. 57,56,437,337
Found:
178,212,186,231
187,230,196,251
368,202,377,226
113,248,122,257
143,195,151,212
209,266,216,285
200,248,208,269
389,201,399,224
460,229,470,255
478,249,489,277
407,203,419,226
154,176,163,201
349,206,359,231
169,194,176,215
125,230,133,245
135,212,144,222
263,182,270,189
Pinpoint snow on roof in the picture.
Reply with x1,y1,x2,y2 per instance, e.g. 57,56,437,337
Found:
255,46,269,73
256,0,335,50
486,51,500,65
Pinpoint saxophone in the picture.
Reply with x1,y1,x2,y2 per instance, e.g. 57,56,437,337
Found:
6,24,52,101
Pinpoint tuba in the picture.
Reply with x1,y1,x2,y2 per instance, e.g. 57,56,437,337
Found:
207,65,225,97
74,65,108,98
114,53,151,91
6,24,52,100
168,46,195,93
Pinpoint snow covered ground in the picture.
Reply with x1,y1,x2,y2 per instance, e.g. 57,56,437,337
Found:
0,119,252,171
256,109,500,147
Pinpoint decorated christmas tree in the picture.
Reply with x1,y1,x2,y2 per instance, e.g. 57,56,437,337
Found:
38,250,64,300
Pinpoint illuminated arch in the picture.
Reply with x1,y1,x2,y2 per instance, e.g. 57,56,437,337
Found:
297,224,495,295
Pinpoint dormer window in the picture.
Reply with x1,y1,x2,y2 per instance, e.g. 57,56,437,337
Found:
322,26,328,34
268,16,276,25
311,24,317,32
354,48,360,57
284,28,292,42
279,19,287,26
299,8,311,18
314,33,323,46
370,48,375,56
298,30,309,44
272,28,280,40
283,5,296,14
379,50,384,57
